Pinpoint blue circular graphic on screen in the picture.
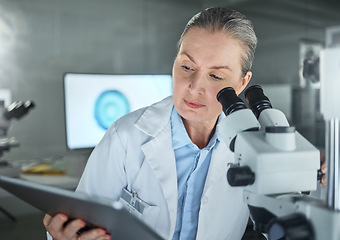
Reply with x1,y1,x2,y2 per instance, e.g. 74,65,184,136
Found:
94,90,130,130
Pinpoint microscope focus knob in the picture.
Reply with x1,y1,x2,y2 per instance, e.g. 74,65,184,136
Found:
227,165,255,186
268,213,314,240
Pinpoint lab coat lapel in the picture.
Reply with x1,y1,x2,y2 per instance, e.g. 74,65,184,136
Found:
202,113,233,193
203,141,232,194
141,126,178,236
135,96,178,235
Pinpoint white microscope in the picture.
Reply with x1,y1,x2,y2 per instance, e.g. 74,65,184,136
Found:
217,55,340,239
0,100,35,177
216,24,340,240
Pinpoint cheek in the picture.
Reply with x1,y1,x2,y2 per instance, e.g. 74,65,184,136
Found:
209,87,224,103
212,98,223,113
172,72,189,94
172,77,186,103
172,78,183,95
206,89,222,110
208,87,226,112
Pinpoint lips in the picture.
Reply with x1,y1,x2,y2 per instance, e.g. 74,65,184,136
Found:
184,99,205,109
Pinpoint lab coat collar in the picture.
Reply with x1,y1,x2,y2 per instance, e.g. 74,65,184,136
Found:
135,96,173,137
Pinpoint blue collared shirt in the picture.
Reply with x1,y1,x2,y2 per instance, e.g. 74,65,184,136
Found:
170,107,220,240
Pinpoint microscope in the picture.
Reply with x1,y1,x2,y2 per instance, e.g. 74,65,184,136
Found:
217,41,340,240
0,100,35,177
216,24,340,240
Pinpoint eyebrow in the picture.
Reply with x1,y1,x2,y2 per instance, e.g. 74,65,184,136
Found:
180,51,232,72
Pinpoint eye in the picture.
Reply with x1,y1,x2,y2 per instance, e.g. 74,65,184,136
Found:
181,65,193,71
210,74,223,81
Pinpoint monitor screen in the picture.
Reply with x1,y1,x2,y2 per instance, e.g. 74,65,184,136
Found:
64,73,173,150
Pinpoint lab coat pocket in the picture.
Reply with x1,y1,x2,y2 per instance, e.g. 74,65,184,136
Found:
141,204,160,229
118,188,160,228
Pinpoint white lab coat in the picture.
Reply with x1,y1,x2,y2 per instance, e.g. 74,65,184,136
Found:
48,96,249,240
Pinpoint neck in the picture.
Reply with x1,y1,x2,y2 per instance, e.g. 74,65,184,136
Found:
182,117,218,149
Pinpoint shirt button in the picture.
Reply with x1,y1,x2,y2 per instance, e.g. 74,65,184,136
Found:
203,196,208,204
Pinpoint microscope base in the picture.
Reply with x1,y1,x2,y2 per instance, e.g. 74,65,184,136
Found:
244,190,340,240
0,161,21,178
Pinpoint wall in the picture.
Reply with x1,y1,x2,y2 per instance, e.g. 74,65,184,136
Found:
2,0,340,159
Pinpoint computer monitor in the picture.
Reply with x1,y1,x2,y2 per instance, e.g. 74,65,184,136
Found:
64,73,172,150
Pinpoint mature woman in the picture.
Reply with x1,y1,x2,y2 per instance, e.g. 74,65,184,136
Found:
44,7,257,240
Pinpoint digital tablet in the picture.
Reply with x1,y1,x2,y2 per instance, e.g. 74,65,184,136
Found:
0,175,164,240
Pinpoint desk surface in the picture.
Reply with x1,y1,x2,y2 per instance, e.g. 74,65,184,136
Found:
0,174,80,198
20,174,80,189
0,156,87,198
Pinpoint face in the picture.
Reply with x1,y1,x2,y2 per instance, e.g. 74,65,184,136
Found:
172,27,252,126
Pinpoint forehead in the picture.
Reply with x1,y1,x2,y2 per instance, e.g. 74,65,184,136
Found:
179,28,243,72
181,27,240,46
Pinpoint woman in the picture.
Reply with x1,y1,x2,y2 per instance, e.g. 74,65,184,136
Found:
44,7,257,240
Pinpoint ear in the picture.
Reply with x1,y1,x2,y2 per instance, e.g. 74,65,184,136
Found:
236,71,252,95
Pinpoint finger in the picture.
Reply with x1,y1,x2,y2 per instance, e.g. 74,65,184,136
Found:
320,153,325,163
43,214,52,227
321,175,326,187
78,228,109,240
45,213,69,238
103,234,111,240
49,213,68,229
63,218,86,238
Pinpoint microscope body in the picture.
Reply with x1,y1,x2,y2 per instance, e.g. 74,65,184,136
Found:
216,28,340,239
217,86,332,239
0,100,34,177
218,105,320,195
0,101,34,154
233,127,319,195
0,104,10,135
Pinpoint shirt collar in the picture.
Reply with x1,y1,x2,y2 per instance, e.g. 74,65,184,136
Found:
170,107,221,150
171,107,193,149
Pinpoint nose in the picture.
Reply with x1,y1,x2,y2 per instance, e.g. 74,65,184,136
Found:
189,73,205,95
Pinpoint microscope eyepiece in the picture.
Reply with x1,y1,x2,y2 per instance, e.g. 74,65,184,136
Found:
217,87,247,116
244,85,272,119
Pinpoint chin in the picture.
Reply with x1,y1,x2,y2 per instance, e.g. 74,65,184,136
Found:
180,109,205,122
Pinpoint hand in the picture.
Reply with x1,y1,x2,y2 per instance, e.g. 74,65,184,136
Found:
320,153,326,187
43,213,111,240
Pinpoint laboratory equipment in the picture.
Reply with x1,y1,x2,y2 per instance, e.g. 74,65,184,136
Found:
0,100,35,177
0,99,34,221
217,80,340,239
